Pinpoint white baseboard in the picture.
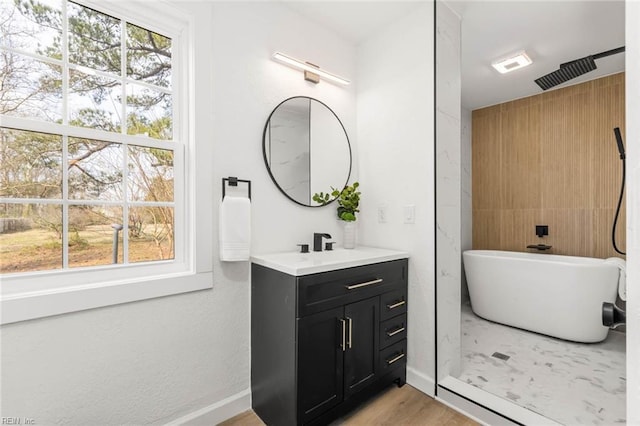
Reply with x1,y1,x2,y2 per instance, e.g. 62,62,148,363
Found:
166,388,251,426
406,367,435,397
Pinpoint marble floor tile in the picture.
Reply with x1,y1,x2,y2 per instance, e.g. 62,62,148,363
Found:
459,304,626,425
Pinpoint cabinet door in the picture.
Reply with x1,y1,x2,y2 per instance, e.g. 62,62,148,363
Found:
344,296,379,398
298,306,344,423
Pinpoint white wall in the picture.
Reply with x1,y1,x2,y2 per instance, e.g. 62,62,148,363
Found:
0,2,358,424
356,4,436,395
626,0,640,422
212,2,357,252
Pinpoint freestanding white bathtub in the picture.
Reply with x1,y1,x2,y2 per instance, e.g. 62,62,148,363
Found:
462,250,620,343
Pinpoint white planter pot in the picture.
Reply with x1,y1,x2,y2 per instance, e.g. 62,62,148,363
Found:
343,221,357,249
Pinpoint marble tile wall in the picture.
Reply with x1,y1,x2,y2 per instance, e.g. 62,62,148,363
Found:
267,106,311,205
461,108,472,303
435,1,462,380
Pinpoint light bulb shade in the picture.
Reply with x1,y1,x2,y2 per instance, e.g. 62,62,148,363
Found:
272,52,351,85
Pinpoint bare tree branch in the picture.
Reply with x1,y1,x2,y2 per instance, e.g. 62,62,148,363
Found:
67,142,113,169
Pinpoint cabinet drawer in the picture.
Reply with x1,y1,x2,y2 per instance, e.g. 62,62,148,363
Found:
379,314,407,349
298,260,407,317
379,340,407,374
380,290,407,322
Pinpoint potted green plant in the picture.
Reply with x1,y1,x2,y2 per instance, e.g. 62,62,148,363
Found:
313,182,360,248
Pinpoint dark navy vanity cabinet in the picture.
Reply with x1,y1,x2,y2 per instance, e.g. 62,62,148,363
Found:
251,258,408,425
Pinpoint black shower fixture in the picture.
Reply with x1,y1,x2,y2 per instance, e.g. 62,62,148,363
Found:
614,127,626,159
534,46,625,91
612,127,626,255
535,225,548,238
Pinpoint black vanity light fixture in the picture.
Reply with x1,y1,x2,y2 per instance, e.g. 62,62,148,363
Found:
272,52,351,85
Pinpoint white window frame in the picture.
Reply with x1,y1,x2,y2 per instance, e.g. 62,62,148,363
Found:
0,0,210,324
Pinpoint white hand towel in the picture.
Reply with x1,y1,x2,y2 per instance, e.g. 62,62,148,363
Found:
605,257,626,301
219,195,251,261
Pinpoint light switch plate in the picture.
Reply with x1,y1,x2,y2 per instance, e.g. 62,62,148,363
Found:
377,205,388,223
404,205,415,224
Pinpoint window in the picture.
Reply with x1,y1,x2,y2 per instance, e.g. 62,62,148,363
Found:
0,0,206,324
1,0,179,273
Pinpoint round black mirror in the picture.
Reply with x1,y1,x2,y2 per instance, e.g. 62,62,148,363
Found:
263,96,352,207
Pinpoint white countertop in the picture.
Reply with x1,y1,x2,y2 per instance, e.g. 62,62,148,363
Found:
251,246,409,276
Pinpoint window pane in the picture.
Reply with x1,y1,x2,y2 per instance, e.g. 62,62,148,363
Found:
0,128,62,199
68,204,123,268
128,206,174,263
67,1,121,75
128,146,173,202
0,0,62,58
68,138,123,201
126,23,171,89
126,83,172,140
69,69,121,132
0,53,62,122
0,203,62,273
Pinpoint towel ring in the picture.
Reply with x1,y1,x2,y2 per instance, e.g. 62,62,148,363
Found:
222,177,251,200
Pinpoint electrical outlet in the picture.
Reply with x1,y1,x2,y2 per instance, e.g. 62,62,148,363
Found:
377,205,387,223
404,205,415,224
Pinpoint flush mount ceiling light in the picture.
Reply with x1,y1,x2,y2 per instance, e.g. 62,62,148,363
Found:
491,51,533,74
272,52,351,85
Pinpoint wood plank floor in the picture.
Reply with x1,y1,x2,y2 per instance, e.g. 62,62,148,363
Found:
219,385,478,426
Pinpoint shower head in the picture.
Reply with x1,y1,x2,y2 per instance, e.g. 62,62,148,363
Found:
534,56,596,90
534,46,625,91
613,127,625,159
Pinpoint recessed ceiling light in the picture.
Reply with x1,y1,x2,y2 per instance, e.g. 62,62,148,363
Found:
491,51,532,74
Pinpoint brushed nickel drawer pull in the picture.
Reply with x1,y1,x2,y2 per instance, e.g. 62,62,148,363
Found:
386,326,405,337
339,318,346,351
387,300,406,309
347,317,353,349
387,352,405,365
345,278,383,290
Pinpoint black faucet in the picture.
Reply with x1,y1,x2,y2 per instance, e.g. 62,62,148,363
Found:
313,233,332,252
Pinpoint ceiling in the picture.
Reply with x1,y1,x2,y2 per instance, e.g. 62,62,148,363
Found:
455,0,625,110
281,1,427,44
281,1,625,111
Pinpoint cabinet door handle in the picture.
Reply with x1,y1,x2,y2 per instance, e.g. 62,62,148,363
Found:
386,352,405,365
339,318,346,352
386,326,405,337
345,278,383,290
346,317,353,349
387,300,406,310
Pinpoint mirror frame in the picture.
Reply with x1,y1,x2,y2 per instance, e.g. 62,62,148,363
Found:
262,96,352,207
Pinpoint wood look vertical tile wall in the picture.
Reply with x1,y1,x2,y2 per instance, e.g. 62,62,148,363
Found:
472,73,626,259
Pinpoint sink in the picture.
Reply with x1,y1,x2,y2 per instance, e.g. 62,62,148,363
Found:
251,246,409,276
